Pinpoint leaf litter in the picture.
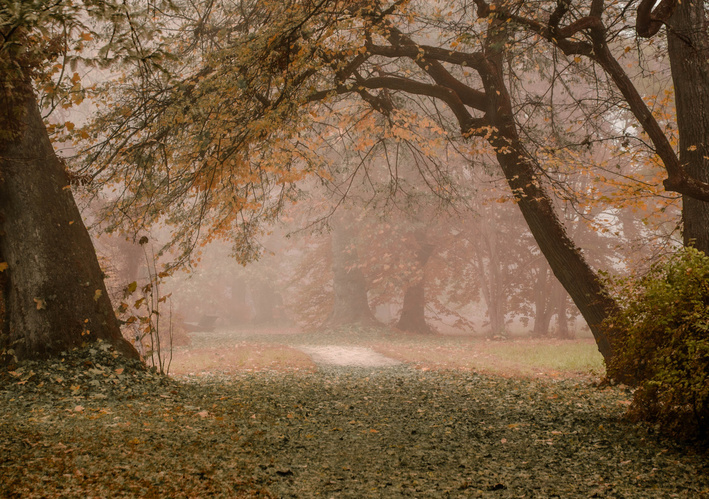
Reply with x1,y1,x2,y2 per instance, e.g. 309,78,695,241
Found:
1,340,708,498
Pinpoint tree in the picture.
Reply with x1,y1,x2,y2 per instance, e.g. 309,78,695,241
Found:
332,2,620,358
666,0,709,251
324,212,379,327
83,0,706,373
395,228,435,334
469,209,519,337
89,0,612,352
311,0,705,361
476,0,708,246
0,1,141,361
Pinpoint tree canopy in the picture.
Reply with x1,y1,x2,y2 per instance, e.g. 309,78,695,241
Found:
4,0,705,368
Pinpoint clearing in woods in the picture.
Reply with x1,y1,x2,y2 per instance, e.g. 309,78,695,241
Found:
2,326,707,498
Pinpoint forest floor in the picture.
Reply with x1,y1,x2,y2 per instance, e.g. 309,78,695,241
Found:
2,326,708,498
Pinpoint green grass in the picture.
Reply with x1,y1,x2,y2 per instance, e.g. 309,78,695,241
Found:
483,339,604,373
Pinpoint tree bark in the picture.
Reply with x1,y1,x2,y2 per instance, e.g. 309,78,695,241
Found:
667,1,709,253
0,89,139,362
324,216,378,327
396,229,434,334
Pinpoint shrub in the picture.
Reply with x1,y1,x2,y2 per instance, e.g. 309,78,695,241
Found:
605,247,709,441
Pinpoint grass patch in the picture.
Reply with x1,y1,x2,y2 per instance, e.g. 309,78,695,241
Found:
482,339,605,373
362,332,604,377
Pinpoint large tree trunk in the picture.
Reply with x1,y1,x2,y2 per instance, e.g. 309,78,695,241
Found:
397,282,429,333
667,1,709,253
0,88,139,362
396,229,434,334
251,279,285,324
478,26,618,362
324,216,378,326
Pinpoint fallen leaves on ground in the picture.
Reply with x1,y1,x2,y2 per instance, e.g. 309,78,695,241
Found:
1,342,708,498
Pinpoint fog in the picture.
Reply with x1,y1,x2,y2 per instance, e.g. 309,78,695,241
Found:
87,159,678,374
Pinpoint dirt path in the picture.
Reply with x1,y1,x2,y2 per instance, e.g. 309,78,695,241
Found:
297,345,402,367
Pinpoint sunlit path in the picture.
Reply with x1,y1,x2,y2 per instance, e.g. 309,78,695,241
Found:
297,345,402,368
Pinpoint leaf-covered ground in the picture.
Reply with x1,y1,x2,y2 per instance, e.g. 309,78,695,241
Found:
2,334,708,498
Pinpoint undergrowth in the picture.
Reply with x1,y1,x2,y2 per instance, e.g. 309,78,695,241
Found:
605,247,709,442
